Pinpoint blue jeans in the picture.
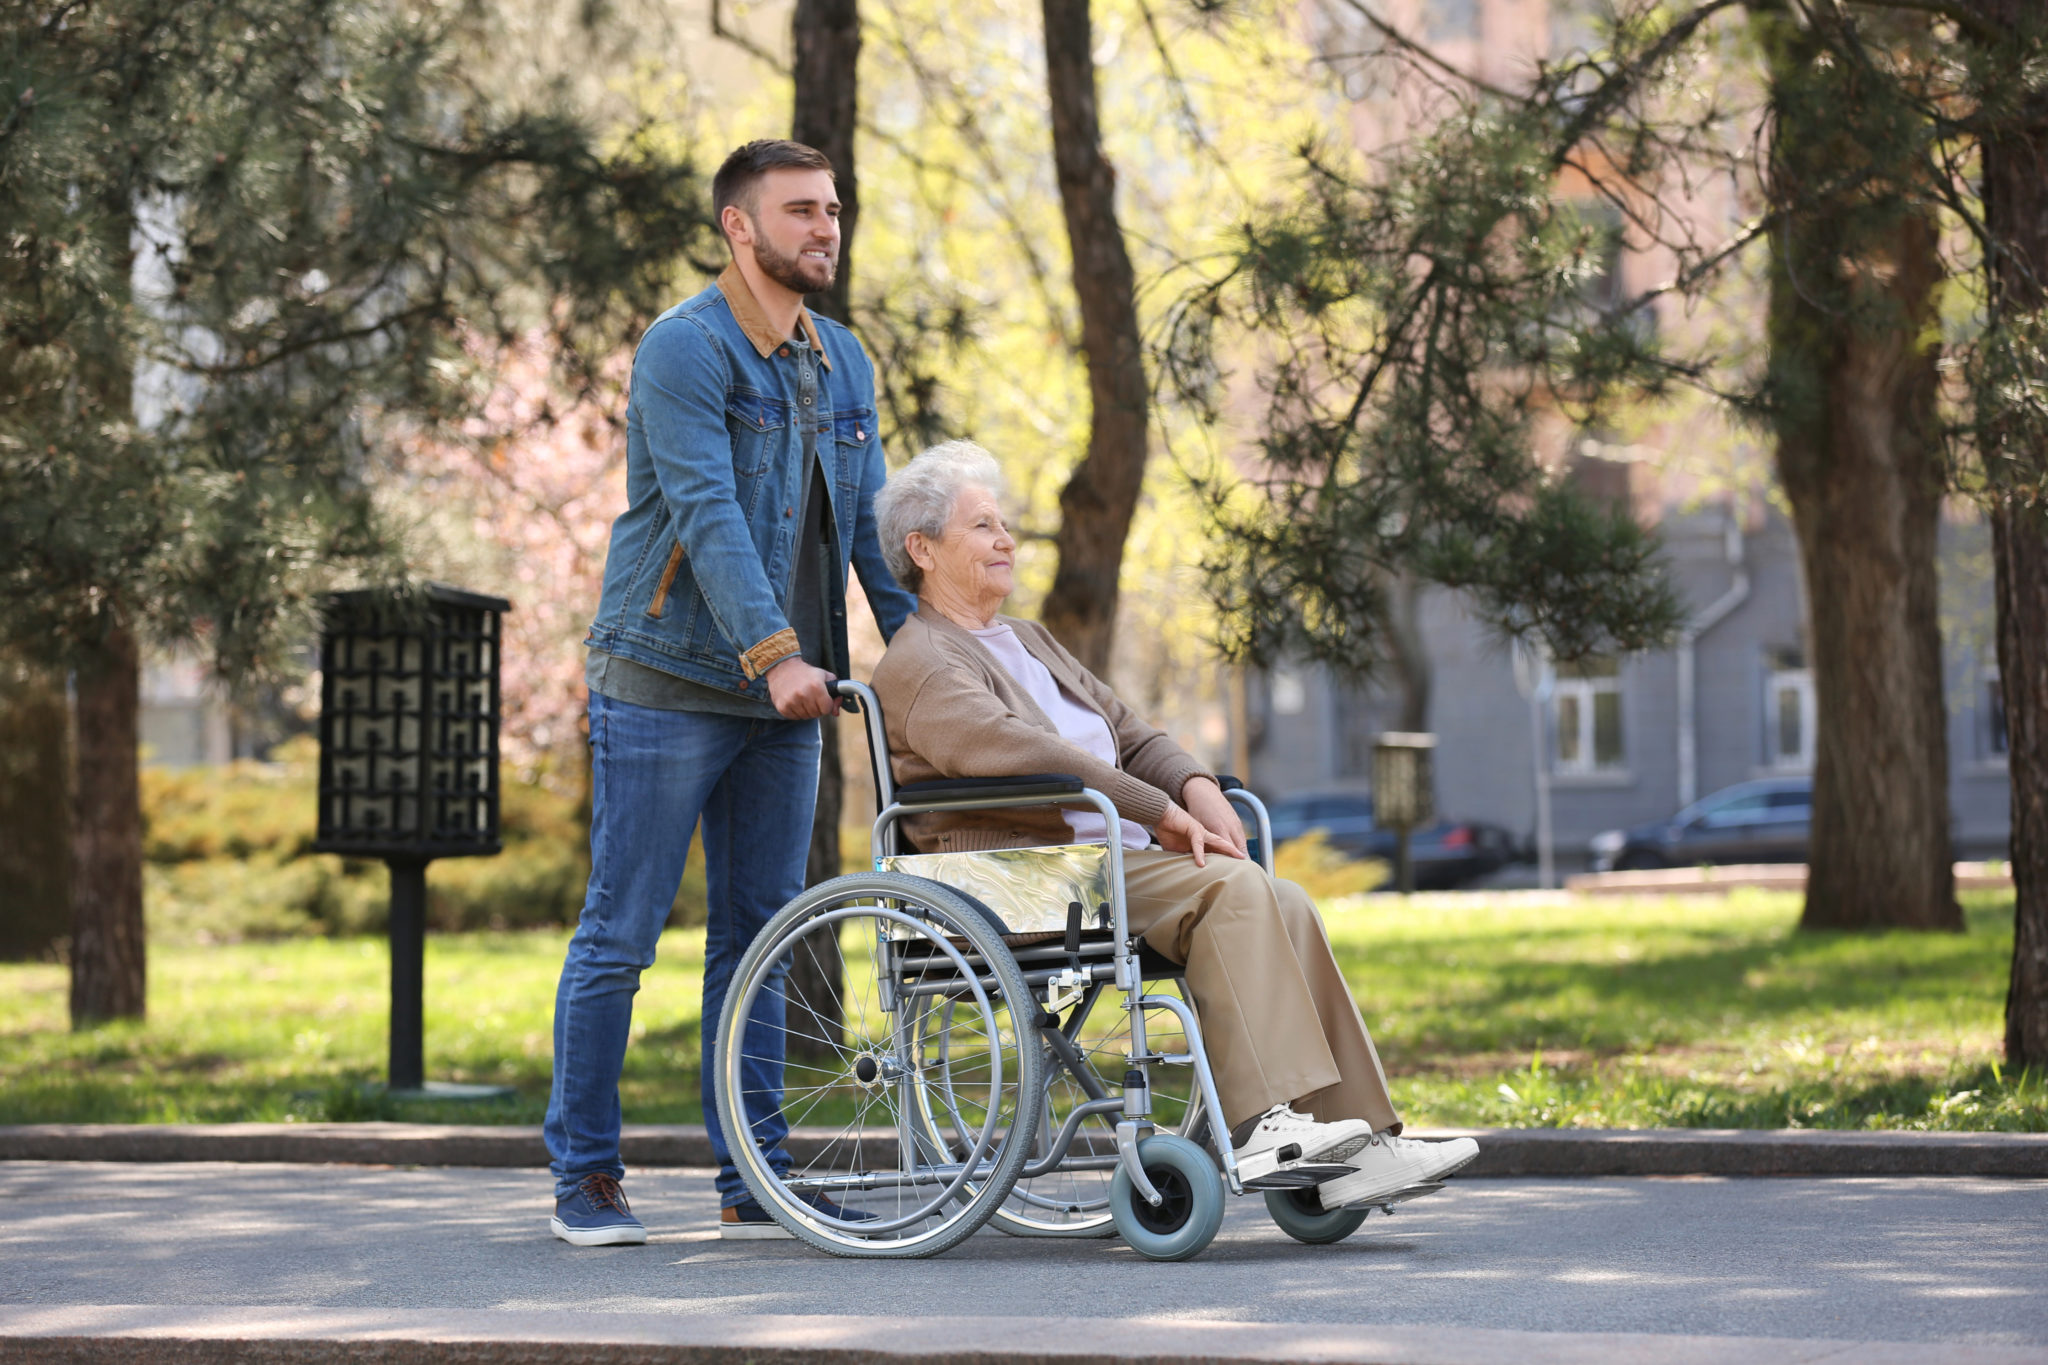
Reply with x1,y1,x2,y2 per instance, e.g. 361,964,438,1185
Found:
544,691,820,1207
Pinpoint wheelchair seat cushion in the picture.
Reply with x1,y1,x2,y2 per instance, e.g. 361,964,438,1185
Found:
876,843,1113,938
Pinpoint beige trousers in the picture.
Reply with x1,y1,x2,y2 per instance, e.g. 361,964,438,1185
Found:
1119,848,1401,1134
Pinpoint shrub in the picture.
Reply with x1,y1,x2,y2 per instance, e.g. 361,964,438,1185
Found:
138,737,714,940
1274,829,1390,902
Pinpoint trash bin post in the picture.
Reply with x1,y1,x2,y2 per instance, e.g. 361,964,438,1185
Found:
386,857,429,1093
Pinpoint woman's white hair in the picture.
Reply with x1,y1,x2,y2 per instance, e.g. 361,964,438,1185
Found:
874,439,1006,592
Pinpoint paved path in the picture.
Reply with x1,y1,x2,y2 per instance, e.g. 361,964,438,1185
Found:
3,1161,2044,1359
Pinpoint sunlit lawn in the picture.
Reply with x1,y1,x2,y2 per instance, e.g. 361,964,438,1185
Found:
1,890,2039,1131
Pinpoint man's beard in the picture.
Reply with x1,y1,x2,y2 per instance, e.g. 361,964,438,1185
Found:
752,233,836,295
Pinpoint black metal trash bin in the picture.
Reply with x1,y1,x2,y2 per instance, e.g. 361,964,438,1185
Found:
313,583,510,1093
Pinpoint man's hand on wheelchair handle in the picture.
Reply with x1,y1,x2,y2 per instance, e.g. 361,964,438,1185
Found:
1156,800,1245,868
767,656,841,720
1180,776,1250,860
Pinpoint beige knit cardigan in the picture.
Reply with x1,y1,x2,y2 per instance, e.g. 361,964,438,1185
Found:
869,608,1212,853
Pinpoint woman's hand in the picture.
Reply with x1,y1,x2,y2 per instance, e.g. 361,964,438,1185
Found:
1180,777,1250,860
1155,801,1245,869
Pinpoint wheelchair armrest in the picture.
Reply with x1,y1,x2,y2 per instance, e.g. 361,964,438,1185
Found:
895,773,1086,806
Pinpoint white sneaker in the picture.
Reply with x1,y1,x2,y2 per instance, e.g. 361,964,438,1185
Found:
1233,1104,1374,1184
1317,1133,1480,1210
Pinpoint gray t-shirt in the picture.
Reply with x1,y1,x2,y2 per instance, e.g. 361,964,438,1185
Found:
584,649,769,717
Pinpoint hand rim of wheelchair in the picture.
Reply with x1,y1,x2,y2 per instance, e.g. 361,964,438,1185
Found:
725,895,1009,1240
953,980,1204,1239
914,983,1190,1239
715,872,1043,1256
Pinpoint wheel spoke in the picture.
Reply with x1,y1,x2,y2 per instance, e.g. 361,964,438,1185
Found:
714,879,1040,1253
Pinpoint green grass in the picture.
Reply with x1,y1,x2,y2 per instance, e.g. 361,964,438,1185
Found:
1329,888,2041,1131
1,889,2039,1131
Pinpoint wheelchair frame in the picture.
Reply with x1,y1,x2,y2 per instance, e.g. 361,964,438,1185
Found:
713,678,1366,1260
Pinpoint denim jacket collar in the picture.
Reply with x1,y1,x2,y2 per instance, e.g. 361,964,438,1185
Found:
716,262,832,371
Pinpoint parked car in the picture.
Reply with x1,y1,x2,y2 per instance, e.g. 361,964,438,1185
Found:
1263,789,1518,890
1586,776,1813,872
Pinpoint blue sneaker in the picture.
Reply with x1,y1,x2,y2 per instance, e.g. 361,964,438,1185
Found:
719,1191,878,1240
550,1173,647,1246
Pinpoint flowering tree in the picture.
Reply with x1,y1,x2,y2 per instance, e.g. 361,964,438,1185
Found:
395,337,633,781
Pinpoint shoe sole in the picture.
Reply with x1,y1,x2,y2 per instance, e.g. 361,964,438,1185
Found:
549,1216,647,1246
1382,1180,1447,1205
719,1221,793,1240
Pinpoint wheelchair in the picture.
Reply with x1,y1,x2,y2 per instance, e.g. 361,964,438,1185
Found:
712,679,1389,1260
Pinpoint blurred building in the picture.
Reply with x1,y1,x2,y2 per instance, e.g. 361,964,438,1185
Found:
138,646,305,768
1238,490,2012,864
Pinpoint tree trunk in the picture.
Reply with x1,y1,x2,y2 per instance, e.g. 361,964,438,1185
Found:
0,655,72,961
1974,10,2048,1060
1760,10,1960,931
1384,571,1432,733
1994,506,2048,1061
792,0,860,328
1038,0,1150,676
788,0,860,1062
69,622,146,1025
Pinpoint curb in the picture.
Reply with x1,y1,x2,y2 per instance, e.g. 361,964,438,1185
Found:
2,1122,2044,1176
3,1306,2042,1365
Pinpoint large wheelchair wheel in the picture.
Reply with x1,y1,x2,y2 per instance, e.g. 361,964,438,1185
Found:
714,872,1042,1258
921,977,1199,1239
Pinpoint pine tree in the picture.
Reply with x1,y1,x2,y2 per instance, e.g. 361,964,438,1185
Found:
1,0,716,1024
1173,1,2048,946
1160,10,1714,679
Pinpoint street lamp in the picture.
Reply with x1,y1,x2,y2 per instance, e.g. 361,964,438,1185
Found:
1512,640,1556,890
313,583,511,1097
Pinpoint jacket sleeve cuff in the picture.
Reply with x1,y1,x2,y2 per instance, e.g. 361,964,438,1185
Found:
1107,774,1173,828
739,628,800,681
1134,754,1211,803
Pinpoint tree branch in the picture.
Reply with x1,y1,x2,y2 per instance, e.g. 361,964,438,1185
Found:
709,0,789,73
1845,0,2010,46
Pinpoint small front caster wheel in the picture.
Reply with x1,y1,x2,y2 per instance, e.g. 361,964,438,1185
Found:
1108,1133,1225,1262
1264,1186,1370,1244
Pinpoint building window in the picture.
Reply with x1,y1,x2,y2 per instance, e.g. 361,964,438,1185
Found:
1763,648,1814,771
1268,667,1306,716
1985,661,2009,759
1553,657,1624,774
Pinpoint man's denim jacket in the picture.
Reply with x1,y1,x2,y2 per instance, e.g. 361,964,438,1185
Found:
584,265,917,699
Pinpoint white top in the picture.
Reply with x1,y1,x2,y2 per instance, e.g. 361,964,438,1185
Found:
968,623,1150,850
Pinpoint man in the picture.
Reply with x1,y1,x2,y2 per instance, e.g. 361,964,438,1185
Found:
545,140,917,1245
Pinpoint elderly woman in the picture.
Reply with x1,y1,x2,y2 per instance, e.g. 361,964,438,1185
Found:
869,441,1476,1207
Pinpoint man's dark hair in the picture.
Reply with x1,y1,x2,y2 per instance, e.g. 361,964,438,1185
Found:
713,140,834,238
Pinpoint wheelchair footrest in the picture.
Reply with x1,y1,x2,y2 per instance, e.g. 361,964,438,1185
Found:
1237,1162,1354,1191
